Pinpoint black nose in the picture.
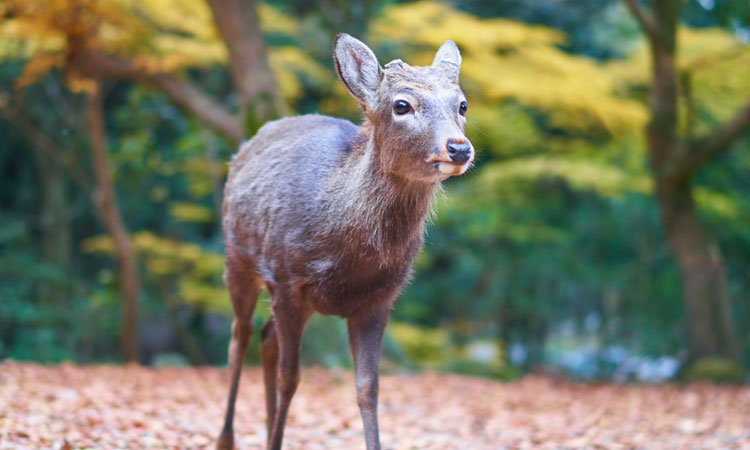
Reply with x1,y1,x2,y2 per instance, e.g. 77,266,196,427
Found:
446,139,472,164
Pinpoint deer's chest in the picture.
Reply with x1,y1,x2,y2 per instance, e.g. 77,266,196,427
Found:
303,237,421,316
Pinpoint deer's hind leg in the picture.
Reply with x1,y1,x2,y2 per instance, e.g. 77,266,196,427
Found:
266,290,312,450
260,315,278,442
216,246,262,450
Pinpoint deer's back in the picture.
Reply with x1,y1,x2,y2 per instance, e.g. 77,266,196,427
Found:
224,115,361,279
224,114,358,227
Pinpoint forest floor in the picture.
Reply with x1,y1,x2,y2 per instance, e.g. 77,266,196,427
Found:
1,362,749,449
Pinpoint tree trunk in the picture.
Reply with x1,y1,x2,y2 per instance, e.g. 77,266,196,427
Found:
656,179,739,361
642,0,739,363
86,84,141,363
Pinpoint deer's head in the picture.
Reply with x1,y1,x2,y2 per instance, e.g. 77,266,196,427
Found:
334,34,474,183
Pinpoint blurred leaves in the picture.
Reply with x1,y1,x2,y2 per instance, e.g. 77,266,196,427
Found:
369,1,648,133
1,0,749,376
83,231,229,314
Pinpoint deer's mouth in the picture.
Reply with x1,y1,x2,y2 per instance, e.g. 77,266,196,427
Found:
431,160,472,176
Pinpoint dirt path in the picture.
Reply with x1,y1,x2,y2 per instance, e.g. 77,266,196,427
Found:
1,362,749,449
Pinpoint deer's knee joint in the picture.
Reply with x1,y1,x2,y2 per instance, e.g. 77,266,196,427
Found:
260,317,276,342
231,320,253,345
277,371,300,398
355,376,378,411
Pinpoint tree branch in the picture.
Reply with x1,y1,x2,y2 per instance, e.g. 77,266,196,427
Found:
678,99,750,174
69,49,244,143
205,0,283,125
86,82,141,362
205,0,278,104
623,0,658,44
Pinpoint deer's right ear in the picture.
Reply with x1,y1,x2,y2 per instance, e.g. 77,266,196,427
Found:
334,33,383,108
432,40,461,83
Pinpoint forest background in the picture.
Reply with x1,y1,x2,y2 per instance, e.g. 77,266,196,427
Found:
1,0,749,383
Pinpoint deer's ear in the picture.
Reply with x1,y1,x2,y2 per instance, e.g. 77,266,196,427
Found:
334,33,383,108
432,40,461,83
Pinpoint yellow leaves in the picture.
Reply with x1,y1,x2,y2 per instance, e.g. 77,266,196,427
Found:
677,30,750,136
134,0,218,41
168,202,214,223
694,188,741,221
257,3,300,36
150,35,226,68
2,0,225,88
678,27,748,70
81,234,115,254
82,231,229,313
462,43,647,132
387,321,453,364
66,74,98,93
2,0,312,107
370,1,563,59
605,27,750,131
479,156,652,198
0,17,65,59
14,53,63,88
369,2,648,134
269,46,335,103
177,279,230,314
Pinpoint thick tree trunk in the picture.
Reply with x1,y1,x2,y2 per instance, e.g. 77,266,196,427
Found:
638,0,740,363
656,179,739,361
86,85,141,363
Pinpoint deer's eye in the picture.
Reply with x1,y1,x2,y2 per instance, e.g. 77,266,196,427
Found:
393,100,412,115
459,101,468,116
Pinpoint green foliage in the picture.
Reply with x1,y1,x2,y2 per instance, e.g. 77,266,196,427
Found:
443,360,520,381
0,218,121,362
684,357,746,384
1,0,749,380
387,322,517,380
300,315,352,368
83,231,230,314
387,322,454,365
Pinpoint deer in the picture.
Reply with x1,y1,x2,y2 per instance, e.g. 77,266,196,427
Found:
216,33,474,450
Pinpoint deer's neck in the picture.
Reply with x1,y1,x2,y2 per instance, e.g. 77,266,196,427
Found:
328,124,439,259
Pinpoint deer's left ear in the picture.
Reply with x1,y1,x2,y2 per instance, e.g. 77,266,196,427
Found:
432,40,461,83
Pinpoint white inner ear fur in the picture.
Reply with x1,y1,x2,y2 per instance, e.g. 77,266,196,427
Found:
334,34,383,107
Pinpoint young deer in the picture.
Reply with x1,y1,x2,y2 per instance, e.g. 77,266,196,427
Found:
216,34,473,450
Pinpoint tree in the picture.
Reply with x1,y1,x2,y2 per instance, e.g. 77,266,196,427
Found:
0,83,143,361
5,0,282,144
2,0,286,360
86,83,141,362
624,0,750,363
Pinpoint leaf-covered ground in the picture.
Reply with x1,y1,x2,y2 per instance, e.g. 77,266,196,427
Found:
1,362,749,449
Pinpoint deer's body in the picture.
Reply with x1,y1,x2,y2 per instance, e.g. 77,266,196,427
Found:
217,34,473,450
224,114,433,317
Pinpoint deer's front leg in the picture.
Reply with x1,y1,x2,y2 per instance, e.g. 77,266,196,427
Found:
347,307,389,450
